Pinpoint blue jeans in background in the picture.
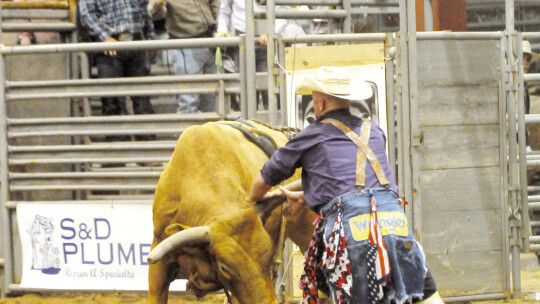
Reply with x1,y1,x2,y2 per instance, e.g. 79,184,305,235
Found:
168,48,217,113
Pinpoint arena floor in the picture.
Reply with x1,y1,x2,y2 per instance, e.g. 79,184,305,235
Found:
0,268,538,304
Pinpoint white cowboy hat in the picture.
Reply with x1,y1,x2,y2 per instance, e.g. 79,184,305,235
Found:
523,40,540,62
295,66,373,100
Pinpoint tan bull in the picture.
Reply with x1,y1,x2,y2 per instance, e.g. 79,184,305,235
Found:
147,120,317,304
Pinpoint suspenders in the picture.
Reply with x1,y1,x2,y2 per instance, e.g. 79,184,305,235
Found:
321,118,390,190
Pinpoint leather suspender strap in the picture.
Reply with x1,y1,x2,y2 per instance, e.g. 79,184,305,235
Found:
356,117,372,187
321,118,390,188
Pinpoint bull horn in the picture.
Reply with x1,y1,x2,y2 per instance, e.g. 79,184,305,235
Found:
147,226,211,264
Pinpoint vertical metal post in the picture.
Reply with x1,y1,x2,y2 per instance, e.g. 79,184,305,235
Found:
499,35,511,296
397,0,412,223
266,0,278,125
423,0,433,31
239,35,248,119
505,0,521,298
517,33,530,252
245,0,257,119
407,0,421,237
385,34,397,181
342,0,352,33
278,38,287,126
0,37,13,301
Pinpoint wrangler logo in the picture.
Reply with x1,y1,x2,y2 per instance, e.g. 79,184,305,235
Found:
349,212,409,241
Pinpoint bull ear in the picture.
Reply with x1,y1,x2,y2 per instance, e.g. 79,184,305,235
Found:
165,223,191,237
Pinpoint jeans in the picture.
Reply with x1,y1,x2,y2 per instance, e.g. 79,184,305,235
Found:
96,50,155,141
320,189,426,303
168,48,216,113
233,45,268,109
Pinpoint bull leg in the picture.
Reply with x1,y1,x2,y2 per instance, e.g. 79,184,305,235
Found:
148,259,172,304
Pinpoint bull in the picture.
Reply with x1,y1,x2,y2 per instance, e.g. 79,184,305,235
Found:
147,120,317,304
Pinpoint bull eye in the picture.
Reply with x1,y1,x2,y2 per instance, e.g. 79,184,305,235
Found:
307,117,316,124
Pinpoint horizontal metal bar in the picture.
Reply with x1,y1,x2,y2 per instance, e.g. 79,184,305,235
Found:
1,22,75,32
417,32,504,40
0,37,242,54
349,0,398,5
6,73,241,88
9,142,176,152
280,33,386,44
9,150,174,162
5,199,153,209
531,244,540,251
10,184,157,191
6,87,240,100
254,9,348,20
530,235,540,242
274,0,340,4
8,113,217,125
529,202,540,209
10,171,162,179
1,1,68,9
8,128,181,138
523,73,540,83
523,32,540,40
0,258,4,267
443,293,505,303
530,221,540,227
9,156,170,165
1,9,69,19
526,159,540,167
349,7,399,14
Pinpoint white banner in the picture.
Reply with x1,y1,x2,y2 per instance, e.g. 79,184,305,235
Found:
17,202,186,291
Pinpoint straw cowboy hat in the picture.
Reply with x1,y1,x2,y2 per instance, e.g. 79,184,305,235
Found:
295,66,373,100
524,40,540,62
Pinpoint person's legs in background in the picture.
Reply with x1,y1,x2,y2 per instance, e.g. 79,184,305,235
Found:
96,53,130,142
169,48,209,113
198,47,217,113
255,45,268,110
125,50,156,141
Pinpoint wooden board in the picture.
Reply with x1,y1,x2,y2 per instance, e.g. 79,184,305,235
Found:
418,83,499,126
420,125,500,170
417,40,500,85
420,167,501,213
427,251,504,296
284,43,385,71
420,209,503,255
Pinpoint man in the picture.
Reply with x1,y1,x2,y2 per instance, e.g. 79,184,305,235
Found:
147,0,219,113
247,66,443,303
215,0,289,110
79,0,156,142
523,40,538,153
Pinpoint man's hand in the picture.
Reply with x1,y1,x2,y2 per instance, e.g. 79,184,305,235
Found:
104,37,118,56
279,187,305,217
258,34,268,46
214,32,229,38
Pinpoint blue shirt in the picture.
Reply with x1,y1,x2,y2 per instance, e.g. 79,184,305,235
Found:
260,109,397,212
79,0,156,42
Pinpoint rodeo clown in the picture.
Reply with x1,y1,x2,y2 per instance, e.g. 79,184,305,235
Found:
247,66,443,304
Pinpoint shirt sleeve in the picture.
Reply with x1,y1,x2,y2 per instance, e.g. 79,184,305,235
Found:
217,0,232,33
79,0,111,41
147,0,167,21
274,6,289,34
260,128,315,186
141,0,157,39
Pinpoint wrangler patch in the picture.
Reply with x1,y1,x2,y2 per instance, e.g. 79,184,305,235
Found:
349,211,408,241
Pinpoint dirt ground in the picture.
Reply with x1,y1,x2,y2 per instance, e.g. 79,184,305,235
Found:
0,268,539,304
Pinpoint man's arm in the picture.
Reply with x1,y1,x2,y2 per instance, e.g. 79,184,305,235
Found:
79,0,111,41
140,0,156,40
246,172,273,203
215,0,232,35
